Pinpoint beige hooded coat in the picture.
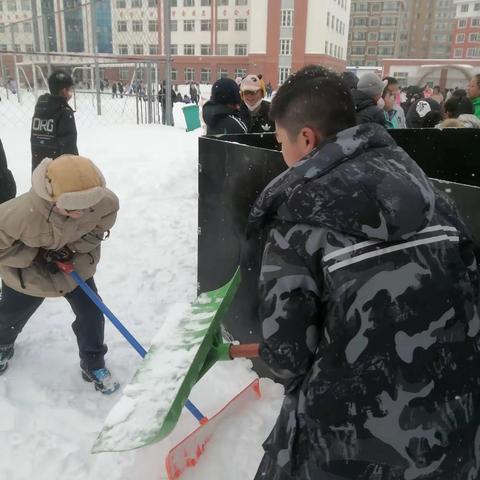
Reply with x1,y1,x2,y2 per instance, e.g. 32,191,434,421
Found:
0,159,119,297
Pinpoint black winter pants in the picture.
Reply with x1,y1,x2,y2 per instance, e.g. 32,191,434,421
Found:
0,278,107,369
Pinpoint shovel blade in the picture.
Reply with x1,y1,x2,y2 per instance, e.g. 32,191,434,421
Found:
165,379,261,480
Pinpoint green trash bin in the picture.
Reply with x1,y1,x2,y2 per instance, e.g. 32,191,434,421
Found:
182,104,201,132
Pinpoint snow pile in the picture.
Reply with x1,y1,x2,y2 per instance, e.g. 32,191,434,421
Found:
0,95,283,480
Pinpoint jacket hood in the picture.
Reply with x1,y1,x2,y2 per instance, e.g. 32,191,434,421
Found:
248,123,435,242
202,101,240,126
34,93,70,114
351,89,378,112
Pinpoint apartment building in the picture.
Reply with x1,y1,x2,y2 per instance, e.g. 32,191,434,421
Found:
0,0,350,87
348,0,406,67
404,0,455,59
451,0,480,59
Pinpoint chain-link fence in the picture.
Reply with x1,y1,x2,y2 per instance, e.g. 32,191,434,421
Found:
0,0,184,127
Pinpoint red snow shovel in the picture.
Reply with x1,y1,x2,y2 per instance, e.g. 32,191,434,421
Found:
165,344,261,480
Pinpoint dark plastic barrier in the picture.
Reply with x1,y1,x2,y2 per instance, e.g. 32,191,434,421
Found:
198,130,480,374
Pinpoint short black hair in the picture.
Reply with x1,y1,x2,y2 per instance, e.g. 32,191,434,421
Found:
383,76,398,86
270,65,356,140
48,70,74,96
444,95,474,118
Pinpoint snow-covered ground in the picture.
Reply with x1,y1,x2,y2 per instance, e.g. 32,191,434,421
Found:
0,94,283,479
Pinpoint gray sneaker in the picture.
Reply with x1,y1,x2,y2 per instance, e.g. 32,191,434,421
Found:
0,345,14,375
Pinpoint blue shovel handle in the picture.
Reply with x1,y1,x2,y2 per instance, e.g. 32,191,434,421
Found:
56,262,207,423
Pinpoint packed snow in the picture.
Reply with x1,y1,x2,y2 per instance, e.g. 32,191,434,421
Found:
0,91,283,480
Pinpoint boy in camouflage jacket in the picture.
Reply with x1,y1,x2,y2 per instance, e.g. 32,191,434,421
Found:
252,66,480,480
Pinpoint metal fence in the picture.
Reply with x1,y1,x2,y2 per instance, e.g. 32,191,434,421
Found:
0,0,177,127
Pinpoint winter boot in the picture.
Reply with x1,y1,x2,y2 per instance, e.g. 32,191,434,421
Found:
80,361,120,395
0,344,14,375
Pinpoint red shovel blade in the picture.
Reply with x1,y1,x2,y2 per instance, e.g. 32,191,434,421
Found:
165,379,261,480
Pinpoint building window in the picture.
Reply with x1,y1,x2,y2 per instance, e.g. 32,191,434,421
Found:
201,44,212,55
217,19,228,31
461,3,469,12
475,3,480,10
368,32,378,41
456,33,465,43
367,47,377,55
279,39,292,56
132,20,143,32
216,43,228,55
353,17,368,26
148,0,157,6
133,44,144,55
467,48,480,57
458,19,467,28
454,48,463,57
201,20,211,31
473,18,480,26
469,33,480,42
218,68,229,78
171,20,177,31
7,0,16,11
201,0,211,5
184,20,195,32
184,44,195,55
25,43,33,52
132,0,142,7
23,22,32,32
185,67,195,81
201,68,211,83
20,0,29,9
327,11,330,27
234,44,247,55
378,46,394,55
116,0,126,7
117,20,127,32
171,69,177,81
119,67,130,81
370,18,379,26
352,32,367,41
325,40,328,53
149,44,159,55
118,44,128,54
379,32,395,41
171,44,178,55
281,9,293,27
184,0,194,6
217,0,228,5
0,44,7,51
235,68,246,78
235,0,247,5
0,24,4,32
235,19,247,31
171,0,177,5
278,67,290,85
149,20,158,32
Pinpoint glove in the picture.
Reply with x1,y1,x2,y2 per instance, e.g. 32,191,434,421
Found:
34,247,74,273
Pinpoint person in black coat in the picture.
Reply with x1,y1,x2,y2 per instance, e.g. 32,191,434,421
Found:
239,74,275,134
30,70,78,171
202,78,247,135
351,72,387,127
0,139,16,204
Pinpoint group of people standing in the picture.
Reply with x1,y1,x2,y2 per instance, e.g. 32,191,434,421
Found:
344,71,480,130
202,73,275,135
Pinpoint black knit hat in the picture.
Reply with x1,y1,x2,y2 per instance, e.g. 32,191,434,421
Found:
211,78,241,105
48,70,74,95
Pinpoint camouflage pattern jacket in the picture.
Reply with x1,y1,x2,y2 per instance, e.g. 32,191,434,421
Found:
248,123,480,480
